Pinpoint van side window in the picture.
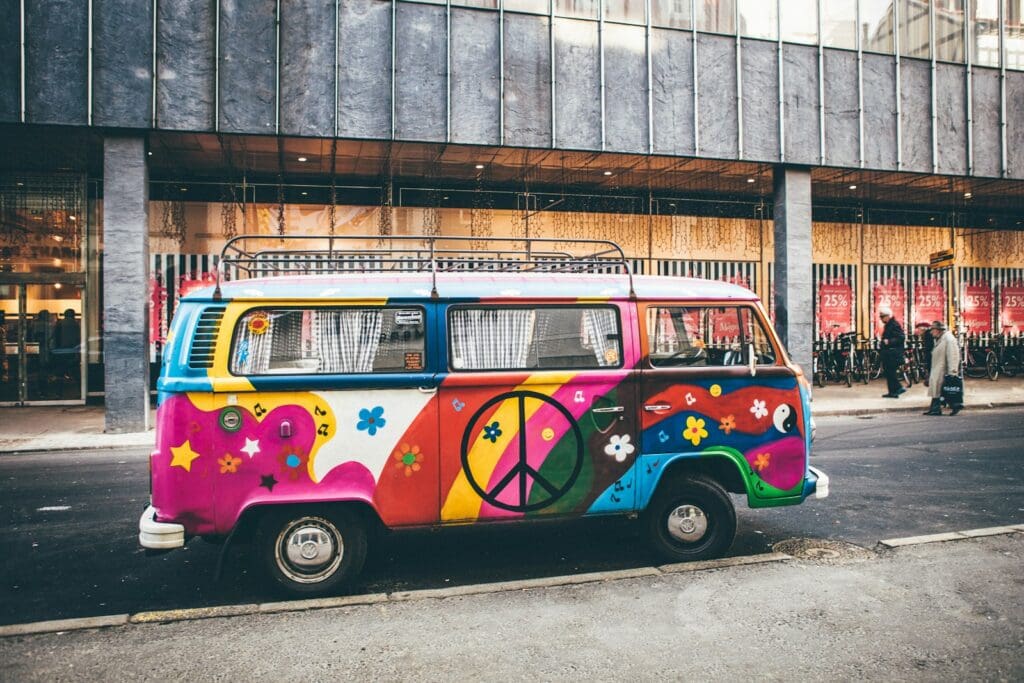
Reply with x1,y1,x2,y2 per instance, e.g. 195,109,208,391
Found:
647,306,777,368
230,307,426,375
449,306,622,371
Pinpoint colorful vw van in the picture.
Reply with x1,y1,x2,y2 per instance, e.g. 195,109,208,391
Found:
139,236,828,595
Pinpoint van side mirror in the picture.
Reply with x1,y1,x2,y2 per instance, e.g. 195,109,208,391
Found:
748,342,756,377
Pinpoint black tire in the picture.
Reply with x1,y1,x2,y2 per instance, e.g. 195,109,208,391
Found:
643,474,736,563
986,351,999,381
257,507,367,597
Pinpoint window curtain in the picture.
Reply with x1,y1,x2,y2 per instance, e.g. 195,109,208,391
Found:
232,313,275,374
451,309,536,369
582,308,619,366
317,309,383,373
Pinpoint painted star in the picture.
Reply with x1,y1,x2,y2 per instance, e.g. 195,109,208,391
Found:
240,437,261,459
169,440,201,472
259,474,278,492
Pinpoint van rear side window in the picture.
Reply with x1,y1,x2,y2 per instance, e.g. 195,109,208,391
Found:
647,305,777,368
449,305,622,371
230,307,426,375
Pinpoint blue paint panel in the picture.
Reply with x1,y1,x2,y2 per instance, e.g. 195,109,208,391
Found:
587,462,639,514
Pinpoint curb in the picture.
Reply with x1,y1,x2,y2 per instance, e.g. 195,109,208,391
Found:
811,400,1024,417
0,440,154,456
0,526,1019,640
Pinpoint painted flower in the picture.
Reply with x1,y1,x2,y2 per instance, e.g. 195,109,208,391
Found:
247,312,270,335
218,453,241,474
719,414,736,435
393,443,423,477
604,434,635,462
750,399,768,420
684,416,709,447
482,421,502,443
357,406,387,436
753,452,771,472
277,449,308,480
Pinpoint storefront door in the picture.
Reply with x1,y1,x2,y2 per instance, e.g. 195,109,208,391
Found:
0,279,85,405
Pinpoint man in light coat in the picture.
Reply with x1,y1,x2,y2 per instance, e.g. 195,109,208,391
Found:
923,320,962,416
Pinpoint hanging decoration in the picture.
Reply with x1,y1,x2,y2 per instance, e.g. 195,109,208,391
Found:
469,165,493,250
328,137,338,238
159,183,187,247
378,147,393,242
423,150,442,238
217,134,238,240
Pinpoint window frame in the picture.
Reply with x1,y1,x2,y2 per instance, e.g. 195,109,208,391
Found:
226,304,429,377
641,302,782,370
445,302,625,373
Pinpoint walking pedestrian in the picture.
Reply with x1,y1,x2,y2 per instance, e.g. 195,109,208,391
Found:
923,320,962,416
878,305,906,398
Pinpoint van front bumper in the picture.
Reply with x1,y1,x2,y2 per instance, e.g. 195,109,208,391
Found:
805,465,830,500
139,505,185,550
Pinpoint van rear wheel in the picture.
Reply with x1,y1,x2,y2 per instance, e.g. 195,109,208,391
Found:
644,475,736,563
258,507,367,596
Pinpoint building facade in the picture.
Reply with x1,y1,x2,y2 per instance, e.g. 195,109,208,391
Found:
1,0,1023,430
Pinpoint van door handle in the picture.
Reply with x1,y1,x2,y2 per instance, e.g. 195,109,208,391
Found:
417,386,437,394
643,403,672,412
591,406,625,414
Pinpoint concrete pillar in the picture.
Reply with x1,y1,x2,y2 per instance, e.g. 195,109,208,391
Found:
103,136,150,433
773,166,813,377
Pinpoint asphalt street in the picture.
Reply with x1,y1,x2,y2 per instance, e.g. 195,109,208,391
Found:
1,408,1022,626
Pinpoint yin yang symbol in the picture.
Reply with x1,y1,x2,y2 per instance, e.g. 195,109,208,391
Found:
773,404,797,433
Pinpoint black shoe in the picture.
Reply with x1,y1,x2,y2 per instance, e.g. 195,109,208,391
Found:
896,387,907,395
950,406,962,415
883,393,899,398
923,409,942,415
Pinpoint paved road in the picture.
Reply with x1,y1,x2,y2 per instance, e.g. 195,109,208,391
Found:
1,409,1022,626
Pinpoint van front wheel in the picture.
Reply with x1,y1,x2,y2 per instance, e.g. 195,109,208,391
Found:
258,508,367,596
644,475,736,563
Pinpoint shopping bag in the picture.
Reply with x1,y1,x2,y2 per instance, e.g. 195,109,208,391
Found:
941,374,963,406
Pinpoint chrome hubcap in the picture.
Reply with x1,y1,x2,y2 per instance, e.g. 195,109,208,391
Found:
666,505,708,543
276,517,344,584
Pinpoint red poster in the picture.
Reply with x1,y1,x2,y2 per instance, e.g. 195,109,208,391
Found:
818,280,853,337
149,276,167,345
178,271,217,301
999,283,1024,334
872,278,906,337
913,279,946,328
712,308,741,341
961,283,993,333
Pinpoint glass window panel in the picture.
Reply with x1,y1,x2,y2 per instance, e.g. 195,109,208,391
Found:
453,0,499,7
647,306,777,368
739,0,776,39
971,0,1000,66
822,0,857,48
555,0,599,19
899,0,932,57
651,0,693,28
862,0,896,52
605,0,646,23
696,0,736,33
1007,0,1024,68
935,0,966,61
504,0,549,13
781,0,819,43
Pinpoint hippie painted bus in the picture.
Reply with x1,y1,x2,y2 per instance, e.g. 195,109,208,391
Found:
139,235,828,595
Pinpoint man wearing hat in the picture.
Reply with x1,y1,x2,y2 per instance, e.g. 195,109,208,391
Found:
923,320,962,416
878,305,906,398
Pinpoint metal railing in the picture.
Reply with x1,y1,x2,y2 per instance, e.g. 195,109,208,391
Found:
215,234,636,300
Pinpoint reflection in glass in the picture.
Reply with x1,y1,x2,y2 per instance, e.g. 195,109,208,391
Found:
651,0,693,28
899,0,932,57
452,0,499,7
822,0,858,47
781,0,819,43
1007,0,1024,68
934,0,965,61
739,0,777,39
605,0,646,23
696,0,736,33
862,0,896,52
971,0,1000,66
555,0,599,19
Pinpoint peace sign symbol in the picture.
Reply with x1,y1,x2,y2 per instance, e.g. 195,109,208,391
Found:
461,390,584,513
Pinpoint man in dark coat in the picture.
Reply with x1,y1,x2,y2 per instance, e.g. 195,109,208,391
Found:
878,305,906,398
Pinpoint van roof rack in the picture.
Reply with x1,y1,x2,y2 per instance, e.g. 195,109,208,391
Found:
214,234,636,300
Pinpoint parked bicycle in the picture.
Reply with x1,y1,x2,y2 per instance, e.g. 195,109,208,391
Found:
961,333,999,381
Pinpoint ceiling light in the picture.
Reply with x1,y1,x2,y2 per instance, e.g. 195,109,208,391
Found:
147,151,153,156
442,196,449,200
52,234,63,242
297,156,308,162
16,182,24,186
53,258,62,267
54,283,62,290
964,192,972,198
179,187,187,192
603,171,613,176
300,191,308,196
475,164,485,170
848,184,857,190
69,215,76,221
746,178,756,183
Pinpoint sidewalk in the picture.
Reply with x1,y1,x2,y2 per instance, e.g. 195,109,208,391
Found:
0,377,1022,454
